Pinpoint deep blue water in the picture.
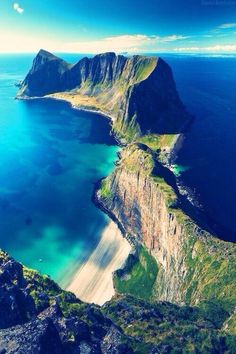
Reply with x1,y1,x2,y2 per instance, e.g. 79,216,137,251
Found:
0,54,119,282
163,54,236,240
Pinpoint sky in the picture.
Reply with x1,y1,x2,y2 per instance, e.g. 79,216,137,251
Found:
0,0,236,54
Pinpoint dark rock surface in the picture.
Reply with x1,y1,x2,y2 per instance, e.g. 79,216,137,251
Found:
0,250,235,353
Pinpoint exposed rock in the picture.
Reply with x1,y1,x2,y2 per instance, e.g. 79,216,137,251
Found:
101,326,133,354
0,251,36,329
0,248,235,353
0,318,63,354
97,144,236,307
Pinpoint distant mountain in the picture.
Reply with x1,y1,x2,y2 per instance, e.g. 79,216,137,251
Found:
17,50,190,140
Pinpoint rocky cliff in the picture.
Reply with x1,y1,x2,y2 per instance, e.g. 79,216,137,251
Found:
97,143,236,311
0,250,235,353
17,50,190,140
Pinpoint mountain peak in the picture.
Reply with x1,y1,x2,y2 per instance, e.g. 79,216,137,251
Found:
17,52,190,136
95,52,116,57
37,49,60,60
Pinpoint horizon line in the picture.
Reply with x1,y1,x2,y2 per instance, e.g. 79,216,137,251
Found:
0,51,236,56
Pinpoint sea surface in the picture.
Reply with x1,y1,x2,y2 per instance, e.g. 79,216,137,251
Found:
0,54,235,284
162,54,236,241
0,54,119,282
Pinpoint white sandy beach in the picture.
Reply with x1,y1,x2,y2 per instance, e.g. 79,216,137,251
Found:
66,220,131,305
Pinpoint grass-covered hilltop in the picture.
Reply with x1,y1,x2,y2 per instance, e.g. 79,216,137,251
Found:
1,50,234,353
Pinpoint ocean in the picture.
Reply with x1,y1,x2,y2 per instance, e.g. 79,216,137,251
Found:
163,54,236,241
0,54,119,282
0,53,235,284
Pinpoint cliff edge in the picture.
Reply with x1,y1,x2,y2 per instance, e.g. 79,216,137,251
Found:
97,143,236,311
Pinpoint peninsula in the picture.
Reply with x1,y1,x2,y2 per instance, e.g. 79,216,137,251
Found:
0,50,234,353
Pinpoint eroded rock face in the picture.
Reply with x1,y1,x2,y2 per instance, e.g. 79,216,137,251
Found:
0,318,63,354
17,51,190,138
97,144,236,306
0,251,133,354
0,252,36,329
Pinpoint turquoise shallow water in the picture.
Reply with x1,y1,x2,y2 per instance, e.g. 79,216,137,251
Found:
0,54,119,282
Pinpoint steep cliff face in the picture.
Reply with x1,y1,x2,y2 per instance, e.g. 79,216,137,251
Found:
18,50,70,97
97,144,236,310
17,51,190,139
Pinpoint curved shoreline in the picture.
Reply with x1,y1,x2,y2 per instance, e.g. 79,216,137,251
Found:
23,94,132,304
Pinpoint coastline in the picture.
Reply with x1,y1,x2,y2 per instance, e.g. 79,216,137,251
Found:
46,93,115,121
66,220,131,305
16,92,197,304
17,93,126,148
16,93,133,305
17,93,114,120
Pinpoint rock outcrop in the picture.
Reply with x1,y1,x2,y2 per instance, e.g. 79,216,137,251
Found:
17,50,190,140
0,251,235,353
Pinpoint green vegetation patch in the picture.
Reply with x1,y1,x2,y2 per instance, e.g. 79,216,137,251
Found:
223,312,236,335
137,133,177,152
182,234,236,311
114,246,158,300
134,57,157,83
119,143,155,175
99,178,112,199
103,295,236,354
151,174,178,207
112,115,140,142
23,266,86,316
138,134,160,151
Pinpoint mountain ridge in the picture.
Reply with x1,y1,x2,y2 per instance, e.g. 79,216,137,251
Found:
17,50,190,140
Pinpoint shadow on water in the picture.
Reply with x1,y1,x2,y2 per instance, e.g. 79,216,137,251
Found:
150,145,236,242
25,98,117,146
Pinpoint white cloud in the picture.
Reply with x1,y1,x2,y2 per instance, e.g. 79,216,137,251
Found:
217,23,236,29
0,33,188,54
63,34,188,53
159,35,189,42
13,3,24,14
174,44,236,52
64,35,151,53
